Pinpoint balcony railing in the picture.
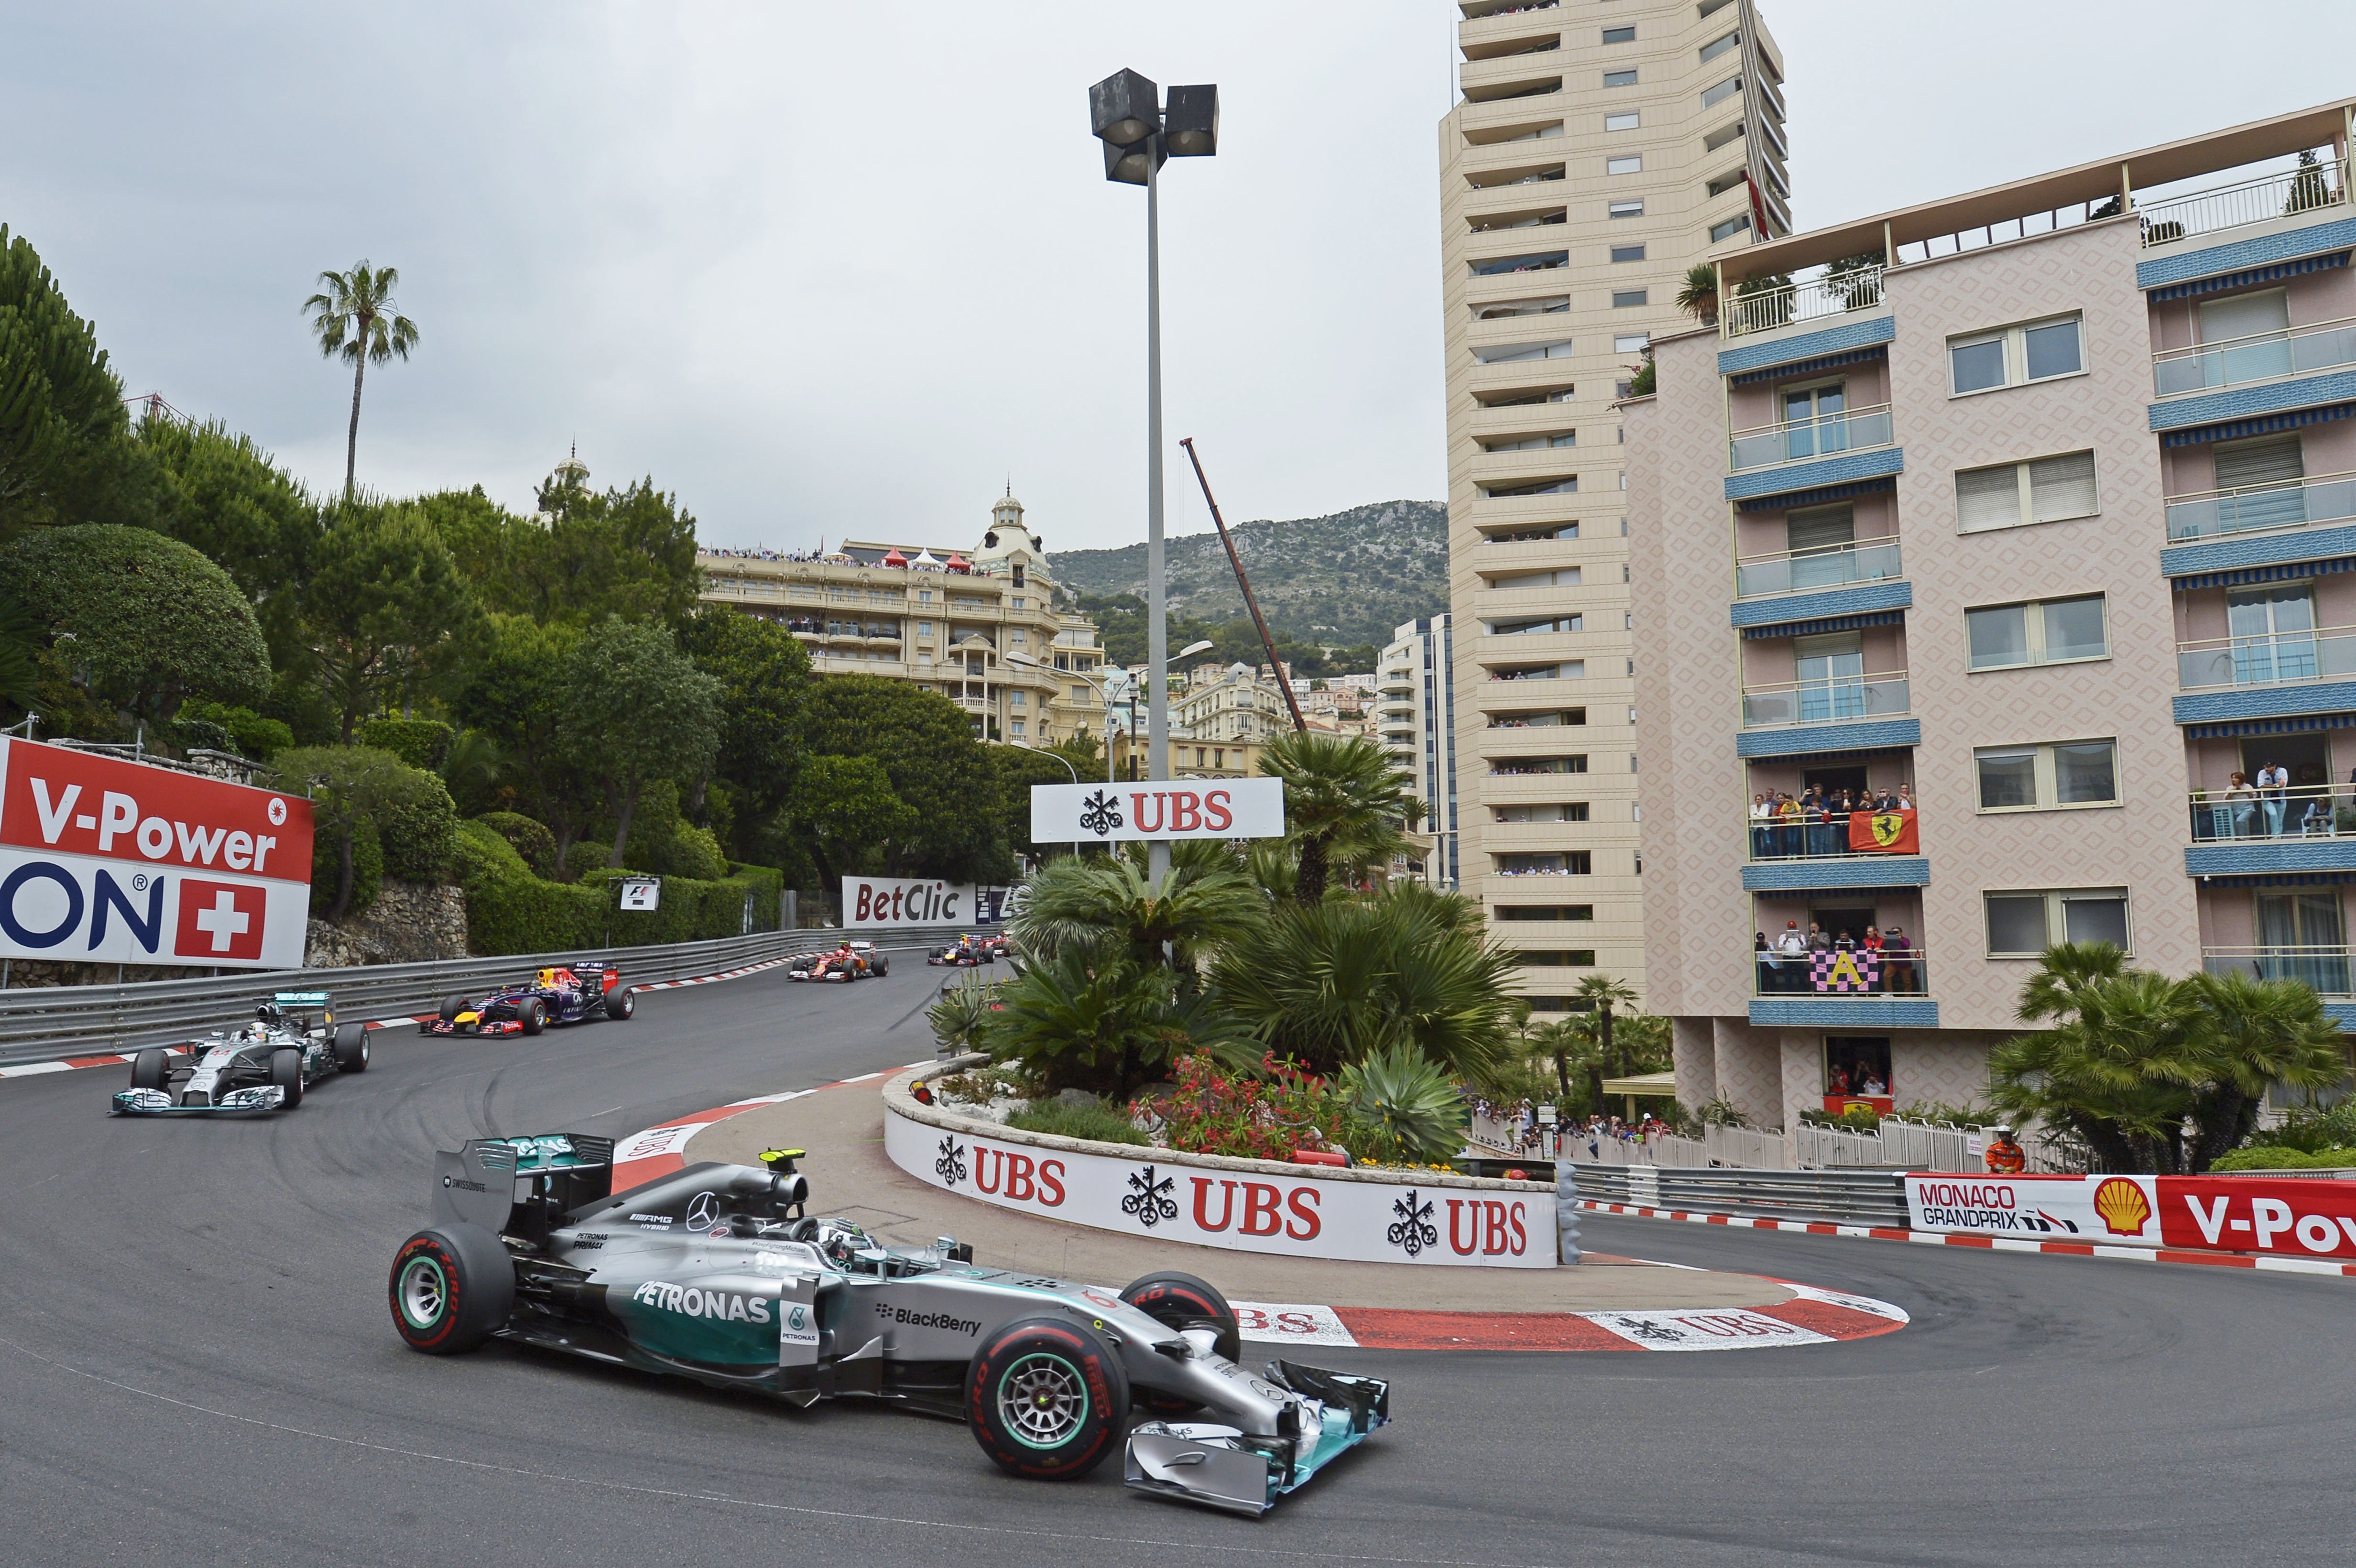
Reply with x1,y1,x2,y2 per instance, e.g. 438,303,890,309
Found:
2177,626,2356,690
2138,156,2348,248
1754,943,1929,997
1728,404,1894,472
1720,263,1886,340
2204,947,2355,996
2188,784,2356,841
2166,470,2356,543
1741,671,1909,729
1748,805,1918,861
2153,314,2356,397
1734,538,1901,599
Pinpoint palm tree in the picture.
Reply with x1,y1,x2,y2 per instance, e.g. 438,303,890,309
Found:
1010,848,1267,975
1571,973,1638,1088
2179,968,2345,1169
1673,262,1720,324
1991,966,2202,1172
1257,730,1420,906
304,261,418,496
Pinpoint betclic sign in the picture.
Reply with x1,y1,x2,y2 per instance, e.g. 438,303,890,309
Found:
1029,778,1285,845
839,876,1010,930
0,739,314,969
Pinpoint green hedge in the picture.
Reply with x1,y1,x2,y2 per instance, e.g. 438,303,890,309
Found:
453,819,788,956
310,815,383,918
357,717,454,770
2209,1145,2356,1172
476,811,557,877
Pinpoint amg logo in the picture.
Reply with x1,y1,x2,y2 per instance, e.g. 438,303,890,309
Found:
632,1280,773,1325
629,1213,674,1226
876,1304,982,1336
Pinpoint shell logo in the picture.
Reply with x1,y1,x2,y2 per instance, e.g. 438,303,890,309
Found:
2093,1177,2152,1237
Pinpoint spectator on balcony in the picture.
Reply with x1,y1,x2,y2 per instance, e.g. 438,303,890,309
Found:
2225,771,2259,837
1883,925,1917,992
2300,794,2335,836
1807,788,1840,857
1898,781,1916,810
1751,794,1774,858
1831,789,1857,852
1769,921,1806,991
2258,760,2291,836
1775,791,1804,857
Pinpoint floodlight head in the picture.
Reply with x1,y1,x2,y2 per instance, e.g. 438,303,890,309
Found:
1103,132,1167,185
1089,69,1159,147
1163,84,1219,157
1178,639,1216,659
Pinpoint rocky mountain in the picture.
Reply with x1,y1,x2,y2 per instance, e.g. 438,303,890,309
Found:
1046,500,1449,650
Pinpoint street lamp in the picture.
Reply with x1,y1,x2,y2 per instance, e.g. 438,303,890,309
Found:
1090,67,1218,883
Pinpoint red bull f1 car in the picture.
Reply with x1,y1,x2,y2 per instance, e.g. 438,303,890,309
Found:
389,1136,1386,1516
927,935,1002,968
421,960,636,1037
112,991,368,1115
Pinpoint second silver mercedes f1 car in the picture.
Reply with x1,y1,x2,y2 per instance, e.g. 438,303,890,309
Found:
112,992,367,1115
389,1135,1386,1515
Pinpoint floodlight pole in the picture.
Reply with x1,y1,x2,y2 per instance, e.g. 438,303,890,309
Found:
1145,154,1170,886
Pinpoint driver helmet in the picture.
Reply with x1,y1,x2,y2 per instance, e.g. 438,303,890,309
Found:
255,1001,282,1027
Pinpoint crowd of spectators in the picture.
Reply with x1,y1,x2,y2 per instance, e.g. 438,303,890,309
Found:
1748,782,1912,859
1755,920,1921,993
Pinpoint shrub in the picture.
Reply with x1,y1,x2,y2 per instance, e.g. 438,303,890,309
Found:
1005,1100,1149,1146
376,770,458,882
1146,1052,1348,1162
666,822,727,881
2209,1144,2356,1172
566,840,612,881
476,811,557,877
309,814,382,918
1337,1044,1465,1165
357,717,454,771
2243,1101,2356,1154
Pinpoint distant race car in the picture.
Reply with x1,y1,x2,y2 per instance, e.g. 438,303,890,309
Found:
927,935,993,967
789,942,887,983
422,960,636,1037
388,1136,1389,1515
112,991,368,1115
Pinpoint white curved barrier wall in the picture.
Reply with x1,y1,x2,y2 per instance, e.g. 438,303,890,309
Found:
882,1077,1557,1269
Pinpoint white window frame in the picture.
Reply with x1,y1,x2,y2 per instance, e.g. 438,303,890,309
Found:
1601,26,1636,44
1972,738,2120,814
1700,30,1741,63
1614,332,1649,353
1984,888,2133,958
1954,450,2101,534
1964,594,2110,671
1606,155,1642,176
1710,213,1751,243
1700,76,1742,109
1608,198,1645,218
1947,313,2087,397
1609,243,1645,263
1604,112,1640,132
1612,289,1648,308
1603,69,1637,88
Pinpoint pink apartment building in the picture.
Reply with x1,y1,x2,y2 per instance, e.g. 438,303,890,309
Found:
1627,99,2356,1129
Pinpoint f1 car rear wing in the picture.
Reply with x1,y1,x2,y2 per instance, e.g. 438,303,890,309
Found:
433,1132,616,1244
272,991,334,1026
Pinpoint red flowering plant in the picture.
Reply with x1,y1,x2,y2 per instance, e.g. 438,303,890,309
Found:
1138,1052,1349,1160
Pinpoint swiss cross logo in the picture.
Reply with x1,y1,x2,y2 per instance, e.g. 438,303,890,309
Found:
174,879,266,960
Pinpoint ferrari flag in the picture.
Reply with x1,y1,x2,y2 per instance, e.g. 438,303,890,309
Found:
1847,807,1919,854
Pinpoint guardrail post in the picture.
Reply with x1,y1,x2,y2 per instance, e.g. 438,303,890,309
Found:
1556,1155,1581,1264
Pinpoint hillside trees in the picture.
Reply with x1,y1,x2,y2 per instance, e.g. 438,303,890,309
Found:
556,618,722,869
0,224,159,537
304,499,480,740
798,675,1012,884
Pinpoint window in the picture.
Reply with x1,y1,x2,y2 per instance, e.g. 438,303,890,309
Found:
1070,685,1090,701
1009,630,1026,645
1965,595,2108,670
1710,214,1751,242
1611,289,1647,308
1493,613,1583,635
1496,905,1594,921
1949,314,2084,394
1614,333,1649,353
1009,719,1025,737
1701,29,1741,62
1974,740,2118,811
1603,69,1637,87
1606,155,1642,176
1604,112,1639,132
1494,803,1590,823
1986,889,2131,957
1955,451,2099,532
1602,26,1635,43
1009,691,1025,708
1011,596,1025,609
1700,76,1742,109
1609,198,1644,218
1516,950,1597,967
1483,477,1577,498
1608,243,1646,264
918,622,933,636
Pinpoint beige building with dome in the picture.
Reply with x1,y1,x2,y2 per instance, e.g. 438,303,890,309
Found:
698,492,1108,747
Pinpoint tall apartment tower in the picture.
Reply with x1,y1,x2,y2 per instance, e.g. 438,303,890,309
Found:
1628,100,2356,1132
1440,0,1790,1012
1377,615,1460,888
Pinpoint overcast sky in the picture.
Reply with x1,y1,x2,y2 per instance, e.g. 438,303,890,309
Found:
5,3,2353,555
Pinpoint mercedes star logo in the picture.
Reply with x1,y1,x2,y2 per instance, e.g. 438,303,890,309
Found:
685,1192,720,1230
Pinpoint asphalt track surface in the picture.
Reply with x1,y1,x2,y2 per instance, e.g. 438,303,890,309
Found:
5,959,2355,1568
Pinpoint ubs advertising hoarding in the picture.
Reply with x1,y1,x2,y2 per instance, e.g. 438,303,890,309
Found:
1905,1171,2356,1262
0,739,315,969
1029,778,1284,845
840,876,1010,930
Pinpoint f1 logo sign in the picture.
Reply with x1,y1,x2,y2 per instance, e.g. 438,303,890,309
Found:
174,879,265,960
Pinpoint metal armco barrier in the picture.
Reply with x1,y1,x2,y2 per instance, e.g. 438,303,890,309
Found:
0,924,987,1068
1572,1164,1909,1228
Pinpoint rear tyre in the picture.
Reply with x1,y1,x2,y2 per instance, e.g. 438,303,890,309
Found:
334,1022,370,1072
438,995,466,1023
1120,1271,1242,1411
388,1224,515,1354
518,998,545,1036
130,1048,169,1091
602,987,635,1022
270,1047,305,1109
966,1317,1128,1480
872,956,889,977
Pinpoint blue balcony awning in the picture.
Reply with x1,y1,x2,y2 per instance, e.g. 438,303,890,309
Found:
1733,475,1896,514
1739,608,1906,641
2196,871,2356,887
2171,554,2356,591
1729,345,1887,389
2182,711,2356,740
2147,250,2350,303
2161,400,2356,449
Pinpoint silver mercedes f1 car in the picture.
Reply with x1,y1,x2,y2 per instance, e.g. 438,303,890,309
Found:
388,1134,1387,1515
112,991,368,1115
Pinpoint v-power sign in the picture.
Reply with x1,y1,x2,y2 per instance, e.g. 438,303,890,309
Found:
0,739,315,970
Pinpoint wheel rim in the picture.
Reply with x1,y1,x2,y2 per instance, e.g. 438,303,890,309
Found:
398,1256,448,1329
997,1352,1089,1449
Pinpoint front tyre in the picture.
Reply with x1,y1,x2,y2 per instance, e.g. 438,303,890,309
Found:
966,1317,1128,1480
269,1047,305,1109
130,1048,170,1091
1120,1271,1241,1411
334,1022,370,1072
388,1225,515,1354
518,998,545,1036
602,987,635,1022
